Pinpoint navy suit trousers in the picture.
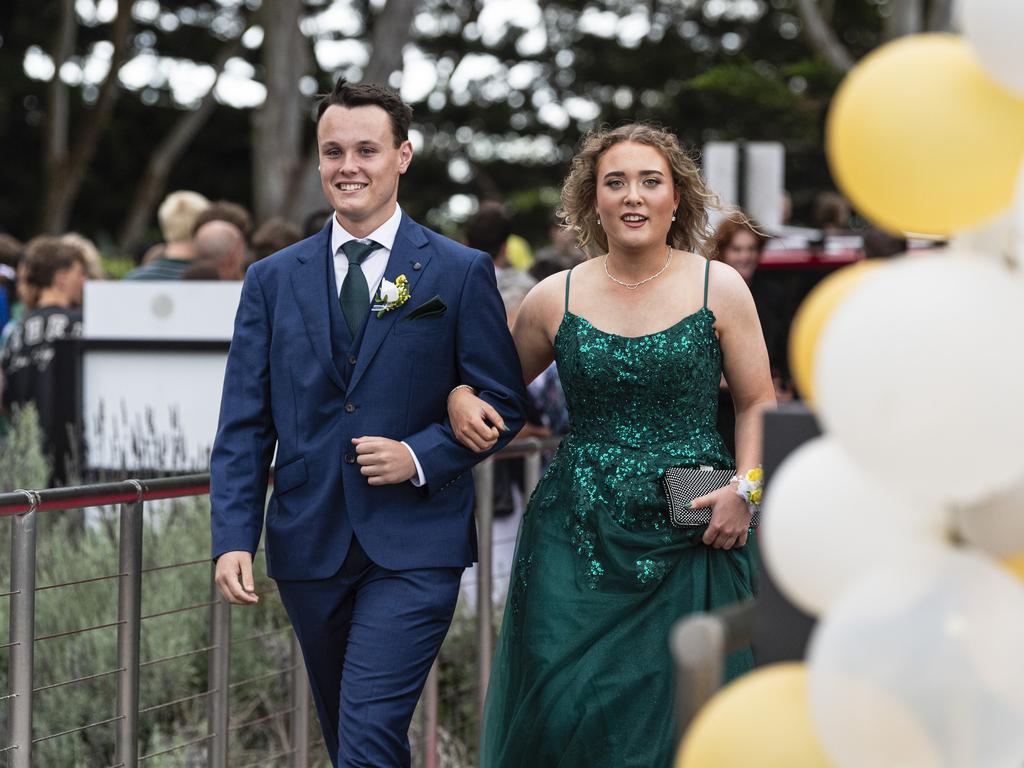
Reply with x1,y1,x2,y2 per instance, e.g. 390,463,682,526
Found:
277,538,462,767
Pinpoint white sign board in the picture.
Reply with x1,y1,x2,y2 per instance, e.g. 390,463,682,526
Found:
84,281,241,340
703,141,785,229
82,281,243,470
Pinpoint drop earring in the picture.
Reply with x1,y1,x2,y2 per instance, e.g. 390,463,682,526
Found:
671,212,677,222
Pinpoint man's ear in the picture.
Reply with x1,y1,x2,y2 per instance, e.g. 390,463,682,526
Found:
398,140,414,174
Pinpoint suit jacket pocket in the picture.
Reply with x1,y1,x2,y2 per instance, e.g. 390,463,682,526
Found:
404,295,447,321
272,456,308,495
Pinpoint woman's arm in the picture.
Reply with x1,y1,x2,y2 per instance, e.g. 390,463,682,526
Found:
448,274,564,452
716,264,777,473
691,261,776,549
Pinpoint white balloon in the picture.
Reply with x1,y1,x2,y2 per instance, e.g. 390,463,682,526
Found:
962,0,1024,97
954,161,1024,267
954,475,1024,557
1014,161,1024,266
950,212,1016,262
762,436,945,615
815,254,1024,505
808,546,1024,768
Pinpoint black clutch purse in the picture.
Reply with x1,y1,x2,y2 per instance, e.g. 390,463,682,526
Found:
662,466,760,528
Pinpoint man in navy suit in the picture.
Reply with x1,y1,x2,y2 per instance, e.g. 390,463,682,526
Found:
210,79,527,767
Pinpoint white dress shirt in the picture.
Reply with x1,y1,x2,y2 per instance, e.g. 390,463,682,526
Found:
329,205,427,487
330,204,403,302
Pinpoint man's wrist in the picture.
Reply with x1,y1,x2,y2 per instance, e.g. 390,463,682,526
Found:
401,440,426,487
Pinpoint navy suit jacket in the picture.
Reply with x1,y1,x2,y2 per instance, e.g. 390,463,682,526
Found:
210,214,528,580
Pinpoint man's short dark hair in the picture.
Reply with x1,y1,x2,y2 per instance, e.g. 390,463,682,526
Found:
23,236,85,289
252,217,302,262
464,202,512,261
192,200,254,241
303,209,334,239
315,79,413,147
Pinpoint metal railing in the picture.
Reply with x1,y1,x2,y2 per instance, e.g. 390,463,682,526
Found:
669,598,757,742
0,475,312,767
0,436,561,767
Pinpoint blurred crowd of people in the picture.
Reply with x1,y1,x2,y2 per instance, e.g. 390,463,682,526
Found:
1,184,900,488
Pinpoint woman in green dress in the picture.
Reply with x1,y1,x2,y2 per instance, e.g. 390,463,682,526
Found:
448,124,776,767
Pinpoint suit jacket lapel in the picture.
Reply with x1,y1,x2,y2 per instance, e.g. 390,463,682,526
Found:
291,223,346,392
348,214,432,394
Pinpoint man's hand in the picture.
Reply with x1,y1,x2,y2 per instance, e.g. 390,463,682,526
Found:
354,436,417,485
448,387,505,453
214,551,259,605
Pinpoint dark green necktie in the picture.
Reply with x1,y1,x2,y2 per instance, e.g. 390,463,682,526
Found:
339,240,377,335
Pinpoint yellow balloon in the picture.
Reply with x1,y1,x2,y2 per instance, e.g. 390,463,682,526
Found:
1002,553,1024,582
789,260,880,404
675,663,833,768
827,34,1024,237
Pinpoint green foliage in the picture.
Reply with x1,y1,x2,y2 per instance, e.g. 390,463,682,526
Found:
0,408,323,764
100,256,138,280
0,403,49,492
0,496,310,766
433,598,480,766
1,0,906,248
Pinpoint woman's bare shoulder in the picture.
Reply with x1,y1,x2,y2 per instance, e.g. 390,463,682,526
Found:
705,258,752,306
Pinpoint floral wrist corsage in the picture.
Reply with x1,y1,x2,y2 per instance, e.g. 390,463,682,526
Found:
733,466,764,517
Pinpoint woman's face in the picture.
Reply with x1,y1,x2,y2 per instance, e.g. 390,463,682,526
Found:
722,229,761,284
594,141,679,253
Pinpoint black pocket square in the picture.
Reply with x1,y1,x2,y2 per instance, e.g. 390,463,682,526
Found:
406,295,447,320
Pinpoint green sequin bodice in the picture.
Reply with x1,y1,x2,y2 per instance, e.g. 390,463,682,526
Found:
559,306,730,457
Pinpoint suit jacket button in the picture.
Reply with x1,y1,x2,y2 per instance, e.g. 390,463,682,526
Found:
345,403,356,413
347,355,357,366
344,453,356,464
412,261,422,271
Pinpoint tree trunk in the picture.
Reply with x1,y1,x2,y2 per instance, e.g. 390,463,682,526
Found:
361,0,420,84
927,0,956,32
885,0,924,39
42,0,76,233
251,0,309,224
290,0,423,222
116,39,243,255
792,0,854,72
42,0,132,233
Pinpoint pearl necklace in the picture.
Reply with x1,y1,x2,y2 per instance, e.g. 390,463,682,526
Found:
603,247,673,290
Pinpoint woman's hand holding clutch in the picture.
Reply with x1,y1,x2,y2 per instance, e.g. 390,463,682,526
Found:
691,485,752,550
448,386,504,453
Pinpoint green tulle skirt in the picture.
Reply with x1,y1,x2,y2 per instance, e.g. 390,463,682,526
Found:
479,440,756,768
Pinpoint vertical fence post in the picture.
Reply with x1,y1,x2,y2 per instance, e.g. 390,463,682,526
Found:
115,491,145,768
208,567,231,768
523,440,542,499
8,496,38,768
289,632,310,768
420,660,439,768
473,459,495,722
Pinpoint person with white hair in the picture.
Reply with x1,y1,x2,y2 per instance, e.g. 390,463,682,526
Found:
124,190,210,280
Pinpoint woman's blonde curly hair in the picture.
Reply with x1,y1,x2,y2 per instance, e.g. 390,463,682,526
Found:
558,123,718,258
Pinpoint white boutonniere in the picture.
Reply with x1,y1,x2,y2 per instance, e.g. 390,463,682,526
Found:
371,275,410,317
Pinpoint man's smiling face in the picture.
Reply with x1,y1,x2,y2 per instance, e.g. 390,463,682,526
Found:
317,104,413,238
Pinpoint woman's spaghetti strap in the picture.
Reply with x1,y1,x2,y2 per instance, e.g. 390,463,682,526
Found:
564,267,573,314
702,257,711,310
